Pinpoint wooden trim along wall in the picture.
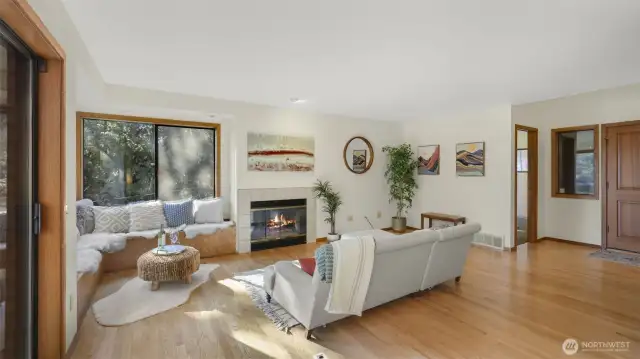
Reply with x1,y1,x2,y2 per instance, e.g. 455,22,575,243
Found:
551,124,600,200
540,237,601,249
75,111,222,200
0,0,66,358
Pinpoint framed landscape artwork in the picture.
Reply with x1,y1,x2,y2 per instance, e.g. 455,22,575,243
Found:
247,133,315,172
456,142,485,176
418,145,440,175
353,149,367,172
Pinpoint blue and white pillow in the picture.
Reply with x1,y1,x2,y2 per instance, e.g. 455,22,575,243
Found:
163,199,195,227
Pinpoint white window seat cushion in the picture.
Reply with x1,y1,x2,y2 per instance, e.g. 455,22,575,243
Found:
77,248,102,275
126,225,184,240
78,233,127,253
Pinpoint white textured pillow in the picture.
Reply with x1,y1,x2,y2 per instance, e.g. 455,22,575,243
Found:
193,198,224,224
93,206,130,233
129,200,167,231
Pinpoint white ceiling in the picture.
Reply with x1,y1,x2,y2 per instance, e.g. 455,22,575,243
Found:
64,0,640,121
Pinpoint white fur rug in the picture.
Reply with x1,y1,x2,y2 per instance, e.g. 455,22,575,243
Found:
92,264,219,326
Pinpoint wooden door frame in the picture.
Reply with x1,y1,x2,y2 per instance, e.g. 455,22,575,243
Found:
601,119,640,250
514,125,539,248
0,0,66,358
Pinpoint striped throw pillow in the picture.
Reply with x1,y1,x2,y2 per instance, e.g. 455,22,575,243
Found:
129,200,167,232
93,206,130,233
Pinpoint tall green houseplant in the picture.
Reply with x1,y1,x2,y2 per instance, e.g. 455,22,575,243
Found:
382,143,419,231
312,179,343,241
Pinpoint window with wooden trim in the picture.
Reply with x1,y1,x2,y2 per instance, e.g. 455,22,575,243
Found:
551,125,599,199
77,112,221,205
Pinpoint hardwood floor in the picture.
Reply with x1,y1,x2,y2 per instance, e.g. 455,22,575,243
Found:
70,241,640,359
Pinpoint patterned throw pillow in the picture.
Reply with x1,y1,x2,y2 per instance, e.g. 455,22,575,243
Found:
129,200,167,232
76,206,95,235
163,199,195,227
93,206,130,233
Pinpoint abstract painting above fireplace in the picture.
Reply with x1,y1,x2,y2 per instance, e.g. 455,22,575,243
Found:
250,198,307,251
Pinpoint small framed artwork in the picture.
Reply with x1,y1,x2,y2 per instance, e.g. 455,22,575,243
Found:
418,145,440,175
352,150,367,172
456,142,485,176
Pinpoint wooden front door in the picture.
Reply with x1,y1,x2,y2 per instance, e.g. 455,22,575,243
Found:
605,123,640,253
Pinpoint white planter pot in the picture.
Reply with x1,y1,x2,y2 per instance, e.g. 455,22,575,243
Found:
327,234,341,242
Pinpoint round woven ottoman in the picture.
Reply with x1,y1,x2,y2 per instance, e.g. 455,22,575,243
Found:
137,246,200,291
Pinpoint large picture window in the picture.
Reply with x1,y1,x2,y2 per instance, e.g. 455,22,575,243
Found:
79,113,219,206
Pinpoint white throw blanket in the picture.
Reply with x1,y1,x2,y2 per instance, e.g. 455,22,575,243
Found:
325,235,375,316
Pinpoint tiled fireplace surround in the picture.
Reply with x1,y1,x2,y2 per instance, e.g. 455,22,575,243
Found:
236,187,317,253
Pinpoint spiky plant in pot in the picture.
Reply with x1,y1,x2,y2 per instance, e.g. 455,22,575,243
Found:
382,143,419,232
312,179,343,241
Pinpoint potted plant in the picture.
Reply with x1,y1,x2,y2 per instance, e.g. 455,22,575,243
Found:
312,179,343,241
382,143,419,232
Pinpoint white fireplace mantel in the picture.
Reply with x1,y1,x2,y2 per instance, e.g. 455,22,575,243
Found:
236,187,317,253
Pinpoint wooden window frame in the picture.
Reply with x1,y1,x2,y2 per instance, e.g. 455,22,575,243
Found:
551,124,599,200
76,111,222,201
1,0,66,357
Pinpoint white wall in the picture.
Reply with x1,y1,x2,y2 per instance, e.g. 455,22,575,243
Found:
513,82,640,245
233,113,402,236
403,105,514,247
96,85,402,237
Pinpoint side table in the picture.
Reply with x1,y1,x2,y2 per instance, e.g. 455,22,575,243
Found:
421,212,466,229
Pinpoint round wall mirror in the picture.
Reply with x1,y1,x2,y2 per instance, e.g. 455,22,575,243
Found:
343,136,374,174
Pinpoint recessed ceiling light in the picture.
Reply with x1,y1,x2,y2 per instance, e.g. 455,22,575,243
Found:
290,97,306,104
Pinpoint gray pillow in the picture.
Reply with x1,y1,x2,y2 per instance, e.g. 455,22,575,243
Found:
93,206,130,233
76,206,95,235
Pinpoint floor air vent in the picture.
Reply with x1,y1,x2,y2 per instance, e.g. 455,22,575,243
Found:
472,232,504,250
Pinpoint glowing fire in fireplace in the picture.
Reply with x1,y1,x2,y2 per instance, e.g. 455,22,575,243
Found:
267,213,296,228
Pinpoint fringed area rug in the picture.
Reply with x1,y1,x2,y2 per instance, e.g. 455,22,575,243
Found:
93,264,219,326
233,268,300,331
590,250,640,267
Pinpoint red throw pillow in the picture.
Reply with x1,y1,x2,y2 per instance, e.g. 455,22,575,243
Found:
299,257,316,276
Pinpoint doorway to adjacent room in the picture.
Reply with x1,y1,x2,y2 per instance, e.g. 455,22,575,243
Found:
514,125,539,247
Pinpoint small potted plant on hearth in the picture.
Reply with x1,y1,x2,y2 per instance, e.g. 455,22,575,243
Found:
382,143,419,232
312,179,343,241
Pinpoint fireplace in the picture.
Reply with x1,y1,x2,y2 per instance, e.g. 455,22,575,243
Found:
250,198,307,251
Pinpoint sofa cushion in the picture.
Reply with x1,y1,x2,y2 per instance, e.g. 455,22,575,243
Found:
93,206,130,233
129,200,167,232
163,199,195,227
76,205,95,235
298,258,316,276
193,198,223,224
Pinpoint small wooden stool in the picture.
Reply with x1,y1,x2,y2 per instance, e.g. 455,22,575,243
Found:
137,246,200,291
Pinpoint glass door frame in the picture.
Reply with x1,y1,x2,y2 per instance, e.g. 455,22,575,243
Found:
0,0,67,357
0,18,38,359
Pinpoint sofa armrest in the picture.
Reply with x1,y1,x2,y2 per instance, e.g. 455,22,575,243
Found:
272,261,315,327
274,261,314,293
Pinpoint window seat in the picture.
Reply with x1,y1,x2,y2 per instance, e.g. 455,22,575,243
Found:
93,222,236,273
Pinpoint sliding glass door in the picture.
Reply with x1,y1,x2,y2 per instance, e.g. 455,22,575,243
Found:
0,20,37,359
